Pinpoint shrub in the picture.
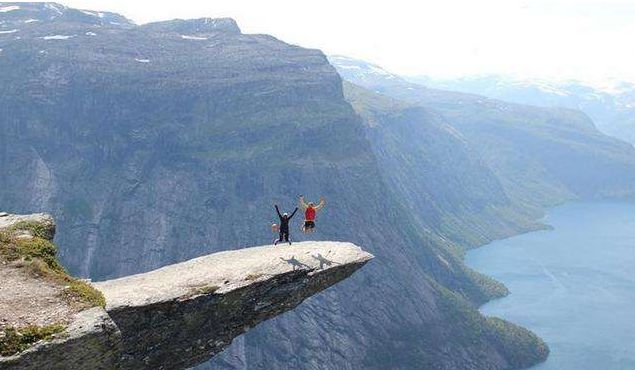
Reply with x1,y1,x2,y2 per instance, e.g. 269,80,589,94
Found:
9,221,53,240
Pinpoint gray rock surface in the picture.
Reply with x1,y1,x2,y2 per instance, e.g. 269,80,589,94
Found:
95,242,373,369
0,308,122,370
0,213,55,240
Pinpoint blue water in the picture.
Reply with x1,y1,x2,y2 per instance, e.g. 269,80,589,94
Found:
466,201,635,370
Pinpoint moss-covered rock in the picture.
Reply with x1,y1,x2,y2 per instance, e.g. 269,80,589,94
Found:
0,235,105,310
0,213,106,360
0,324,66,357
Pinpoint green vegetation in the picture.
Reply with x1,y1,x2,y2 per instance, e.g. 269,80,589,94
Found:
0,227,105,310
8,221,54,240
486,317,550,367
0,324,66,357
433,281,548,367
464,268,509,300
10,237,64,272
0,223,105,357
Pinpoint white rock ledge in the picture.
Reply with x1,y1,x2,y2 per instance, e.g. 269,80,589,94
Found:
93,241,373,369
95,241,373,309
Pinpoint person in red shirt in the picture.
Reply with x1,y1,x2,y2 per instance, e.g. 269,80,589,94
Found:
299,195,326,233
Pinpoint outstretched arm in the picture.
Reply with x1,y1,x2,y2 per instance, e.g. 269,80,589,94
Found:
299,196,309,210
275,205,282,218
314,197,326,211
289,207,299,219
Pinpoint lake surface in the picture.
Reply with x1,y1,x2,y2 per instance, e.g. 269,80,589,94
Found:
466,201,635,370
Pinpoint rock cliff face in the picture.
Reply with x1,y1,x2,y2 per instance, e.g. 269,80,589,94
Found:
0,3,568,369
95,242,372,369
331,56,635,208
0,213,372,370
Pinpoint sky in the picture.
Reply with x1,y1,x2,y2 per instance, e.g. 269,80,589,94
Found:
16,0,635,85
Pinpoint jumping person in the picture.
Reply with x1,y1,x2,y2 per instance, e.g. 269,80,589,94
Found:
274,204,298,245
299,195,326,233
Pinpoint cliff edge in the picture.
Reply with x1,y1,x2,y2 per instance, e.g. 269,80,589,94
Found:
0,213,373,370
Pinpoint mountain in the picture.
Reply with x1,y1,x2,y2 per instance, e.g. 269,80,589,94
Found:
407,74,635,145
1,3,549,369
330,56,635,210
342,82,544,248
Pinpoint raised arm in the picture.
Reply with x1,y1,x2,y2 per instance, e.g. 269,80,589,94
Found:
299,196,309,210
314,197,326,211
274,205,282,218
289,207,299,219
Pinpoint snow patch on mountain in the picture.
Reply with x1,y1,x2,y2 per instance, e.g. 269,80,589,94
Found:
44,3,65,16
181,35,208,40
80,10,105,18
0,5,20,13
42,34,74,40
329,55,401,84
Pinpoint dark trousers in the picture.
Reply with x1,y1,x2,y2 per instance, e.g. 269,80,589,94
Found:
278,230,291,244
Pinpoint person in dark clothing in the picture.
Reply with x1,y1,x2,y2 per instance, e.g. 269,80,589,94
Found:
274,205,298,245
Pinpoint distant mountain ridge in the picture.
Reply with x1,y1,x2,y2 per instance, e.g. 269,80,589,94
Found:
330,55,635,209
407,74,635,145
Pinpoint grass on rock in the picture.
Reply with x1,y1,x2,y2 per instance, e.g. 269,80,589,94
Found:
0,225,106,357
0,324,66,357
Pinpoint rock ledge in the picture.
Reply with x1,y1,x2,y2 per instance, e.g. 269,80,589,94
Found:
95,241,373,369
0,212,373,370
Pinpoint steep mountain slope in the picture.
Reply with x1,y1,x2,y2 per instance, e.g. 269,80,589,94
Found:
409,75,635,145
331,56,635,209
1,3,547,369
343,82,543,248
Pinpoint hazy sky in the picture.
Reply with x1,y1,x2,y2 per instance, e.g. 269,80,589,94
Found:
27,0,635,84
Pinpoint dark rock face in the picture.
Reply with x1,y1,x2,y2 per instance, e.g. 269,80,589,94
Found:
0,4,567,369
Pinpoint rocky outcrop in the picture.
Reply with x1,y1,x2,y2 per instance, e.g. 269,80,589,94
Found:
0,308,122,370
0,212,121,370
95,242,373,369
0,212,373,369
0,213,55,240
